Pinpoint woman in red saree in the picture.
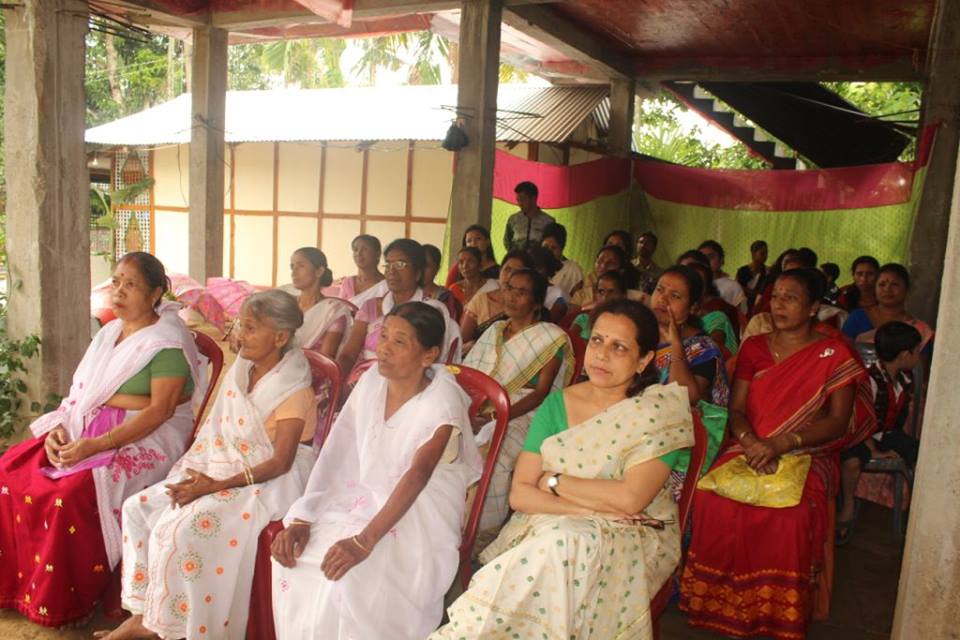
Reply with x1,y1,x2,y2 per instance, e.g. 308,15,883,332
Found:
679,268,875,640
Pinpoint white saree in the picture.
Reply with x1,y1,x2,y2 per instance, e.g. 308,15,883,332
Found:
120,349,317,639
272,364,482,640
28,302,207,569
296,296,354,352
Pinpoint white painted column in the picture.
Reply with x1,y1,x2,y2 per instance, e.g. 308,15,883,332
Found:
188,26,228,283
4,0,90,399
891,123,960,637
449,0,502,256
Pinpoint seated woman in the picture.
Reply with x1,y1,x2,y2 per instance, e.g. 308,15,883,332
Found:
0,252,204,628
421,244,461,322
842,263,933,361
444,224,501,286
270,302,482,639
650,266,730,481
571,270,628,340
459,249,534,350
97,290,318,640
837,255,879,311
572,244,641,308
287,247,353,357
542,222,584,298
335,234,387,307
448,246,496,306
464,268,574,532
337,238,460,377
680,256,739,355
679,268,874,640
433,300,694,639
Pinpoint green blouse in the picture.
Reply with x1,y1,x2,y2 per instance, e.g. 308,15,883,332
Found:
115,348,194,396
522,390,680,467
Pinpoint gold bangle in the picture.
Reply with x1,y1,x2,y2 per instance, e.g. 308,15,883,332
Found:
791,433,803,449
288,520,311,528
106,429,117,449
351,535,371,554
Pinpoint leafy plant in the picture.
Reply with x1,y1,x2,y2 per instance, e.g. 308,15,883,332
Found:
0,290,57,441
90,176,155,229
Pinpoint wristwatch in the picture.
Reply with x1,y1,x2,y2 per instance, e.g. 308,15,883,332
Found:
546,473,561,496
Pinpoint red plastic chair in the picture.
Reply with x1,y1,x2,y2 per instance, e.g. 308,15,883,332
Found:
558,308,581,330
565,326,586,382
92,307,117,327
103,331,225,620
246,351,342,640
650,409,710,640
445,364,511,589
303,350,342,449
191,331,225,435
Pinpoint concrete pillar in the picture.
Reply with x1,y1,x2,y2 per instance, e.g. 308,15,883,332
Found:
188,27,228,283
907,0,960,327
449,0,502,256
608,78,637,157
891,132,960,639
4,0,90,400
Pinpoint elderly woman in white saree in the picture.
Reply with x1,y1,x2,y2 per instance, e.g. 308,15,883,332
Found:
270,302,482,640
0,253,205,629
464,268,573,533
96,290,318,640
285,247,353,356
434,300,694,640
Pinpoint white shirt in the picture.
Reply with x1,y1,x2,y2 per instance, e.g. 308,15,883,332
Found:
551,259,585,298
715,276,747,313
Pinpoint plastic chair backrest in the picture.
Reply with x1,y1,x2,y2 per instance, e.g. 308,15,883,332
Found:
303,350,341,449
345,358,377,389
445,364,511,590
191,331,225,436
565,327,586,382
678,410,710,532
558,309,581,330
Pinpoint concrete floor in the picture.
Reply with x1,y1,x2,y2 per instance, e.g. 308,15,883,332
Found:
0,500,904,639
660,500,903,639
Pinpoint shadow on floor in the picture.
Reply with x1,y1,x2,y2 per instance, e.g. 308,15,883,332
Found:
660,500,903,639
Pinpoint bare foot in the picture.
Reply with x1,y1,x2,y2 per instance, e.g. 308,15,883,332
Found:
93,614,159,639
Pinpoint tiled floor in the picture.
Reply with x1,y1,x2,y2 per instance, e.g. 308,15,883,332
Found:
0,501,904,639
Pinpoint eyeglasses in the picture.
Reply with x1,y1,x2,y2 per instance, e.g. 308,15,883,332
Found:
382,260,410,273
504,283,533,297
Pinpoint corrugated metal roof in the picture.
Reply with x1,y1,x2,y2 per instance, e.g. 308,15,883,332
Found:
85,85,609,146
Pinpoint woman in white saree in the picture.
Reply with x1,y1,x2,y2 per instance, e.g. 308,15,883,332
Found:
270,302,482,640
97,290,318,640
286,247,353,357
434,300,694,640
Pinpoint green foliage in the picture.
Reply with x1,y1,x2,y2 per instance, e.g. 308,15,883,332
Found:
0,291,57,440
824,81,921,161
91,177,154,229
259,38,347,88
634,92,768,169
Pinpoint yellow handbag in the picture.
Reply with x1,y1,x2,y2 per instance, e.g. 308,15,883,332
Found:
697,453,812,508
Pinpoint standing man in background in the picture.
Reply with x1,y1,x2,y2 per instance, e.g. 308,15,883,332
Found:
504,181,555,251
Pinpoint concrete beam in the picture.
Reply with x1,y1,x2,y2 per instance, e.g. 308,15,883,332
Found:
188,26,228,283
90,0,209,29
635,55,922,82
449,0,502,257
907,0,960,327
608,78,636,157
4,0,91,400
503,3,634,79
891,116,960,639
214,0,558,31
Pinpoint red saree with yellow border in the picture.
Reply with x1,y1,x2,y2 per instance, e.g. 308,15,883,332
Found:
679,335,874,639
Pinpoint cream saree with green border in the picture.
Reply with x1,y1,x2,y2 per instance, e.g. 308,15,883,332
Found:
433,382,693,640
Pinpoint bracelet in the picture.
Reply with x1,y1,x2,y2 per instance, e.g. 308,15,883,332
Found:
735,430,751,442
351,535,371,554
243,467,255,486
288,520,311,528
791,433,803,449
106,429,117,449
